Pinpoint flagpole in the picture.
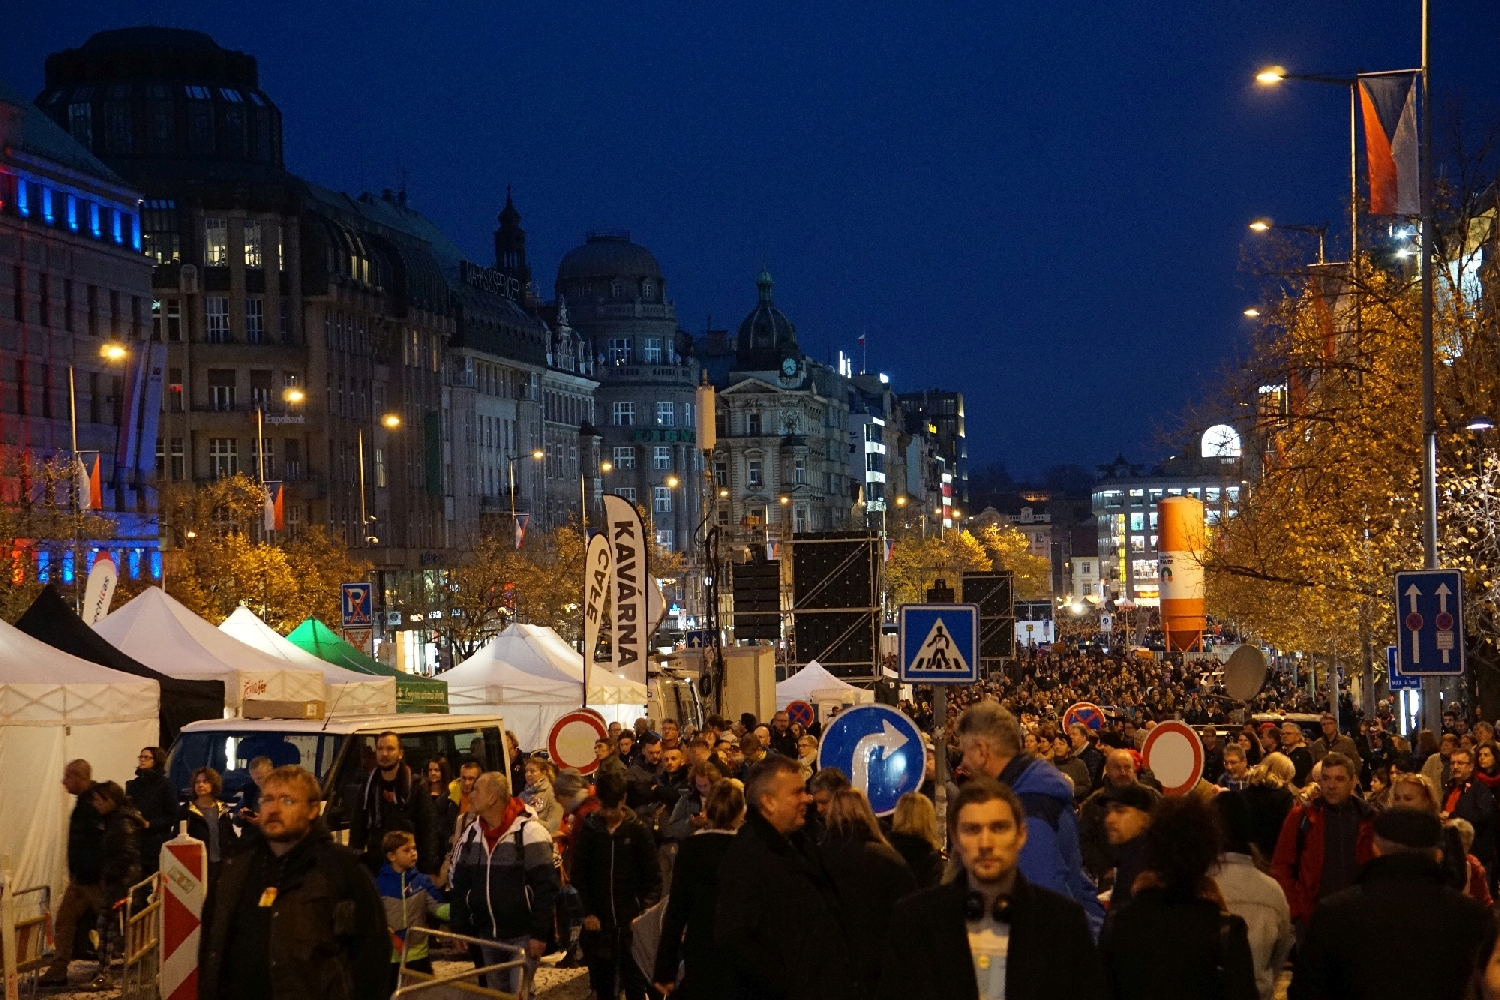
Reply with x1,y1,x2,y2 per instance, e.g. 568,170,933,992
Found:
69,364,80,612
1418,0,1442,731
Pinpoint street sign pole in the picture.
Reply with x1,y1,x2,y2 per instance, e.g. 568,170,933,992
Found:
926,580,954,848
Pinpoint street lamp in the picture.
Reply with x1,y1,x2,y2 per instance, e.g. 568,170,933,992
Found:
382,414,401,429
506,450,545,538
1248,218,1329,264
358,413,404,546
1467,416,1497,432
1243,307,1262,318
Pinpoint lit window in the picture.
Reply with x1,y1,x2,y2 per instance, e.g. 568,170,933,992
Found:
204,218,228,265
608,338,631,363
655,529,674,547
654,486,672,513
653,446,671,470
656,401,674,427
243,220,262,267
748,459,763,487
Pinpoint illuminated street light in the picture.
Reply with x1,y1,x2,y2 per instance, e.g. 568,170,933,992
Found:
1466,415,1496,432
284,387,305,404
895,495,907,507
532,449,545,460
381,413,401,429
1248,219,1271,232
666,476,680,488
600,460,613,473
1255,66,1287,85
100,342,127,361
1243,308,1261,318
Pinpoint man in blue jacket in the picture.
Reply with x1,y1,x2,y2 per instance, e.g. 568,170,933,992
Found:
957,701,1106,936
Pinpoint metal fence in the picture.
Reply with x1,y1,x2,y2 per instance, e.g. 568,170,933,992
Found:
392,929,535,1000
10,885,52,998
119,873,161,1000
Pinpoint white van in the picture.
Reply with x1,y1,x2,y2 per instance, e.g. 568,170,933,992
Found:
166,713,509,835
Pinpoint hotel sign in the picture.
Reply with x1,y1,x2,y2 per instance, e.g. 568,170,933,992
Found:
460,259,521,300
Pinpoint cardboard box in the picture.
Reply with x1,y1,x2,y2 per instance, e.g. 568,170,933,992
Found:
242,698,326,720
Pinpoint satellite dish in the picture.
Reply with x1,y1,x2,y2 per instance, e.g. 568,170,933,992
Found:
1223,645,1268,702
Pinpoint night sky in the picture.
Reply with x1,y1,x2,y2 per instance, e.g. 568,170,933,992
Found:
8,1,1500,479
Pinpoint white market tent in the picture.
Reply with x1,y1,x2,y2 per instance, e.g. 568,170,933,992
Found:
443,624,647,752
96,587,326,711
776,659,875,710
0,618,158,904
219,608,396,716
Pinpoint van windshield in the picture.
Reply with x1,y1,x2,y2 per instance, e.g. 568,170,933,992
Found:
168,731,345,802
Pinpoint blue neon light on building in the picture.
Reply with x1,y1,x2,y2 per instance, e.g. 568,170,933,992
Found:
67,194,78,231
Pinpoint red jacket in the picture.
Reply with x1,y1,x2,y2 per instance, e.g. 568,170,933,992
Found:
1270,798,1375,923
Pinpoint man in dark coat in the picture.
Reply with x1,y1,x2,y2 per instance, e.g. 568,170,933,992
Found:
715,755,858,1000
40,760,104,987
571,771,662,1000
1290,808,1496,1000
348,732,439,875
766,711,800,759
199,766,387,1000
1444,747,1497,878
877,778,1105,1000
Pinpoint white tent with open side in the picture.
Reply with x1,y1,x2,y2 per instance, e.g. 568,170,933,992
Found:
776,659,875,710
442,624,647,752
0,617,158,905
219,607,396,716
95,587,326,711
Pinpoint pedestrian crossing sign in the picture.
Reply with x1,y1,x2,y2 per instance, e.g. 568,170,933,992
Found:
899,603,980,684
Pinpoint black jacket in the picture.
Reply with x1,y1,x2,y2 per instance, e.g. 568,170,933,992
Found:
1447,777,1498,871
887,831,944,890
67,790,104,885
99,806,144,902
714,809,857,1000
1242,783,1295,861
1289,853,1496,1000
127,768,179,871
1100,887,1258,1000
348,764,440,875
199,822,387,1000
876,873,1105,1000
570,806,662,933
654,831,736,998
766,727,799,759
179,801,240,864
819,837,917,997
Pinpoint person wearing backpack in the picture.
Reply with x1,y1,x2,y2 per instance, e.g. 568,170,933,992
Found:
1270,753,1374,935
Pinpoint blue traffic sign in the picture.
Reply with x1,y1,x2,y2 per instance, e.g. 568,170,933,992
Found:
341,582,373,628
899,603,980,684
817,704,926,815
1394,569,1465,676
1386,645,1419,691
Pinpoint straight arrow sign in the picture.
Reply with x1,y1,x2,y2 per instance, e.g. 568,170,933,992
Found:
1394,570,1465,677
1404,583,1422,664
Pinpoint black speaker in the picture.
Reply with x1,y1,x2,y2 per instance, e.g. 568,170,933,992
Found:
732,560,781,641
963,572,1015,660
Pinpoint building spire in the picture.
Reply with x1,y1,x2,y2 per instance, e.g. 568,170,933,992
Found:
757,264,774,304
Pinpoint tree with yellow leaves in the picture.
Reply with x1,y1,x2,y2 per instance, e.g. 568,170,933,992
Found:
885,521,1051,606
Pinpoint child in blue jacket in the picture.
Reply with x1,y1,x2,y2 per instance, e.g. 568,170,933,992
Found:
377,830,450,993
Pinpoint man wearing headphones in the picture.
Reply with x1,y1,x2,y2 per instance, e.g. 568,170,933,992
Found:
876,779,1105,1000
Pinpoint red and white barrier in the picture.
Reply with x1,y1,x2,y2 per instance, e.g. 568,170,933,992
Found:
159,825,206,1000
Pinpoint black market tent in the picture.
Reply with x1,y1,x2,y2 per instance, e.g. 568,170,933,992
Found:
286,618,448,713
15,585,224,744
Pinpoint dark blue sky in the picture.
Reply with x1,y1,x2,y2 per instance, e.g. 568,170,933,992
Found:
8,1,1500,478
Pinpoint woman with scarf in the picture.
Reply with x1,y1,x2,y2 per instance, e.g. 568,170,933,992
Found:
178,767,237,880
520,755,563,833
1100,794,1258,1000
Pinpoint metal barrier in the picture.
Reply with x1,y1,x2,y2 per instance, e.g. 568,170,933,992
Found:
9,885,51,999
392,929,536,1000
119,873,162,1000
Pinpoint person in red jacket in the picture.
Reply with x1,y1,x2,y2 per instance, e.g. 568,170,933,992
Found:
1271,752,1375,931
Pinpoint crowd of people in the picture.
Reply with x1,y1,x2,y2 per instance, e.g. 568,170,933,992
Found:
34,645,1500,1000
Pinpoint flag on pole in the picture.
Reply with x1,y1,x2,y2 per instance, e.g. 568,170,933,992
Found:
514,513,530,550
263,481,284,532
1359,75,1420,216
75,452,102,510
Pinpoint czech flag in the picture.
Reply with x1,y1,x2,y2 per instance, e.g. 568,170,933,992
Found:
75,452,102,510
514,513,530,550
1359,74,1419,216
263,481,284,532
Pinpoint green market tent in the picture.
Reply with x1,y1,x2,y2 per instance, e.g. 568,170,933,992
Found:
286,619,448,713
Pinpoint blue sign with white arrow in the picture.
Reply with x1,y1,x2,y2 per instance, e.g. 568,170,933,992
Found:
1393,569,1465,676
817,703,926,815
899,603,980,684
1386,645,1419,690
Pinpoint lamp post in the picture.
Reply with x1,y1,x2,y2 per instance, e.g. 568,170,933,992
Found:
65,342,128,609
506,450,545,544
1248,218,1330,264
358,413,402,546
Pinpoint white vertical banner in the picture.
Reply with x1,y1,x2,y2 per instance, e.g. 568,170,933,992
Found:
602,495,647,684
582,531,613,704
82,553,118,625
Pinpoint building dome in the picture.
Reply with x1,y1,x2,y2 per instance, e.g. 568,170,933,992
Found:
735,267,797,368
556,232,662,282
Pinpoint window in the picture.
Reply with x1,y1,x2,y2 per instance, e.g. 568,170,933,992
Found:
613,446,636,470
68,103,92,146
169,438,184,481
245,298,264,344
63,280,74,332
656,529,674,548
717,509,730,525
206,296,230,342
793,503,809,534
141,201,180,263
1205,487,1221,502
204,218,228,265
653,446,671,470
243,220,262,267
252,438,274,478
714,461,728,487
608,338,631,363
747,411,761,435
249,369,271,408
654,486,672,513
748,459,763,487
280,299,291,343
209,370,236,411
656,401,674,427
612,402,634,426
684,401,694,427
285,439,301,481
1130,513,1144,531
209,438,238,478
794,457,807,484
614,487,637,502
643,338,663,363
168,368,183,412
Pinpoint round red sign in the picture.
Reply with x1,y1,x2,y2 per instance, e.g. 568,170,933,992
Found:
1141,720,1205,796
548,710,609,776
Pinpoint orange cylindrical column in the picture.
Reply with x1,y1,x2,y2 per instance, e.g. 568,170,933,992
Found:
1158,496,1206,652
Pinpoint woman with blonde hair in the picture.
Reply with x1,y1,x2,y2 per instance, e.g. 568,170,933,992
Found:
1243,752,1296,862
819,789,916,998
887,792,943,888
1389,771,1469,890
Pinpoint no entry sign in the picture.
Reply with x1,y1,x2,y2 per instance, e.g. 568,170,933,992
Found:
548,710,608,775
1141,720,1205,796
786,700,814,729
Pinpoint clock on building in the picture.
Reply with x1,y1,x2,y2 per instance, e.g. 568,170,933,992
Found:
781,357,798,378
1200,424,1243,459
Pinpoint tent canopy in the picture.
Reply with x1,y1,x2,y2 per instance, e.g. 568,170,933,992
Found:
95,587,326,710
286,619,448,713
442,624,646,751
0,617,158,905
776,660,875,709
15,584,222,745
219,608,396,716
